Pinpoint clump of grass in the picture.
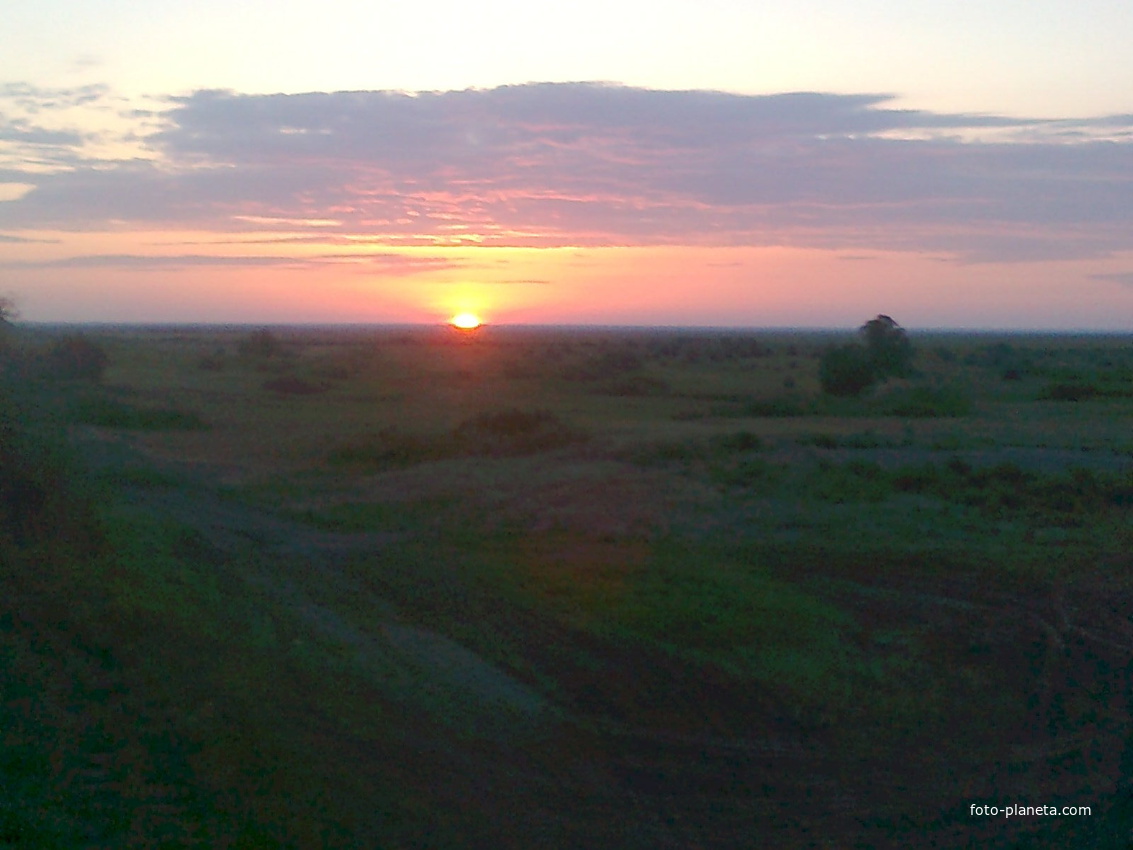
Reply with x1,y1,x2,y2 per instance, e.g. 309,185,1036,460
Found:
66,396,207,431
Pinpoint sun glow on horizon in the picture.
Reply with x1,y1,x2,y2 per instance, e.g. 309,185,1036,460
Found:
450,312,483,329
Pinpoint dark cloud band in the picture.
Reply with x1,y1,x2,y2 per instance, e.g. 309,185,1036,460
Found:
2,82,1132,262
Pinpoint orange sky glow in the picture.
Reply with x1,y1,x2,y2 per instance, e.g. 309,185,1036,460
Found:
7,231,1132,329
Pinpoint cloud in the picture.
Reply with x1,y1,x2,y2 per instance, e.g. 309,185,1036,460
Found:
0,119,84,147
0,82,111,112
1,82,1131,261
1091,272,1133,287
0,252,456,275
0,232,58,244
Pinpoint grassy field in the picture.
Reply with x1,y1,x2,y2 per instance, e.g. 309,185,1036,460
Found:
2,322,1132,848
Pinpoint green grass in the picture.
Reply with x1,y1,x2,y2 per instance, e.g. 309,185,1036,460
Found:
66,395,208,431
610,543,855,686
4,326,1133,848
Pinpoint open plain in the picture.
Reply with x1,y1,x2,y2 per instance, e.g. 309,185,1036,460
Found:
3,323,1133,848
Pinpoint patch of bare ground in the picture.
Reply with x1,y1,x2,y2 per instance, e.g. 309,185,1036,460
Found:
327,452,700,538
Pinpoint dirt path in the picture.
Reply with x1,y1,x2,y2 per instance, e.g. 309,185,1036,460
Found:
83,429,556,743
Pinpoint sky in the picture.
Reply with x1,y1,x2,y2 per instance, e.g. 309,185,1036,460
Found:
2,0,1133,328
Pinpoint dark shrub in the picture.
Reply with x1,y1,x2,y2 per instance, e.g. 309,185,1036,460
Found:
819,344,875,397
933,347,957,363
946,456,972,477
46,335,109,381
238,329,282,358
1040,382,1098,401
891,462,944,493
0,425,103,551
197,352,225,371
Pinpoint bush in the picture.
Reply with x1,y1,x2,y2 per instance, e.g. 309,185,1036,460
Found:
819,344,876,397
238,329,282,358
45,335,109,382
0,423,104,552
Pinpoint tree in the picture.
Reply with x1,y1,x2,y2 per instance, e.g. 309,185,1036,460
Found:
819,315,915,397
0,297,16,354
859,314,913,379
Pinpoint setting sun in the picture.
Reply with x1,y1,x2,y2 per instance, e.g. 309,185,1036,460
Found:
450,312,483,329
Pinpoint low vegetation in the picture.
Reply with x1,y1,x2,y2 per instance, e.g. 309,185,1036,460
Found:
2,322,1131,848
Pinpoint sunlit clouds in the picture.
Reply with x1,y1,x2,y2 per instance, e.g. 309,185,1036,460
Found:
2,82,1133,326
5,83,1133,260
